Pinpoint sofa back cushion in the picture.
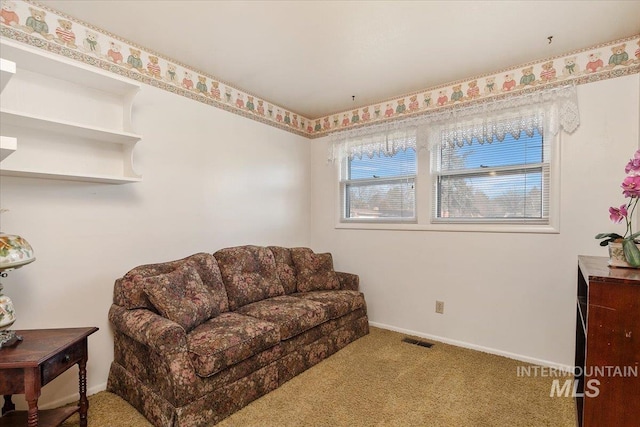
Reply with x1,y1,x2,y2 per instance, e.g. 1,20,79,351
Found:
291,248,341,293
143,262,219,332
268,246,297,294
113,253,229,314
214,245,285,310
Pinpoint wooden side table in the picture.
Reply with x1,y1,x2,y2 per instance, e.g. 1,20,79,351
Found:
0,327,98,427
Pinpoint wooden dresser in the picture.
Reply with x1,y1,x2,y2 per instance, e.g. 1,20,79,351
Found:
576,256,640,427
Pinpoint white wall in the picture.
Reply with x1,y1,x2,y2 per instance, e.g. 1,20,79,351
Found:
2,67,637,409
0,84,310,407
309,74,640,367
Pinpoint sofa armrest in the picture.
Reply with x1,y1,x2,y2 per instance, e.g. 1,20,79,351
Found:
335,271,359,291
108,304,187,355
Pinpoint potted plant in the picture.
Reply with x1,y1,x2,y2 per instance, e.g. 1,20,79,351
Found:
596,149,640,267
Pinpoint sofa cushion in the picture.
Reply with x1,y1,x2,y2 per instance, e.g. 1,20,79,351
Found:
236,295,329,340
268,246,297,294
114,253,229,314
143,263,218,332
186,312,280,378
291,248,341,293
293,290,367,319
214,245,285,311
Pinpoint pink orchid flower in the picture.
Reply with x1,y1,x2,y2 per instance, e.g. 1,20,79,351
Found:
598,150,640,267
609,204,628,223
621,175,640,198
625,149,640,175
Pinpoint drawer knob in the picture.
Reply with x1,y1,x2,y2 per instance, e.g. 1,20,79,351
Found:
63,354,70,362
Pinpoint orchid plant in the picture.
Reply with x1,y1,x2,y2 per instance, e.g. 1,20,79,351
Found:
596,149,640,267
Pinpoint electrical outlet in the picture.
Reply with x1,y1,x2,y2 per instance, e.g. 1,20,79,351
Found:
435,300,444,314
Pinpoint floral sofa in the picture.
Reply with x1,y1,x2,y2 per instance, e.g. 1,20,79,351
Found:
106,245,369,426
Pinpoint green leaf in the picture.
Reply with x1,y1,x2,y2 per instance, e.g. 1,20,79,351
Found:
595,233,623,246
623,239,640,267
595,233,622,240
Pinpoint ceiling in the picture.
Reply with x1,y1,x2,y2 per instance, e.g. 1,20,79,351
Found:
44,1,640,119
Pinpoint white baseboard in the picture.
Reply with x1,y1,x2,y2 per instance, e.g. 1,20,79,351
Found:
369,321,574,372
39,382,107,410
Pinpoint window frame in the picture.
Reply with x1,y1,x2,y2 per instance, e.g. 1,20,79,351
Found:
339,153,418,223
432,129,550,225
334,130,560,234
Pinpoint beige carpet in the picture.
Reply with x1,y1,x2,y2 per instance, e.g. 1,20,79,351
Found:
61,327,575,426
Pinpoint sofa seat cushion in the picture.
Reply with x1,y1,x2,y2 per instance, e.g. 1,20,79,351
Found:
187,312,280,378
293,290,367,320
236,295,329,340
214,246,285,311
143,263,219,332
291,248,341,293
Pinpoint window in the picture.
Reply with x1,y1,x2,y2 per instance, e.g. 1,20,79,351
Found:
332,85,576,232
341,148,417,221
433,128,550,224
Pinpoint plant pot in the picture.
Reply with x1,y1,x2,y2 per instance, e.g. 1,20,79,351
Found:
608,241,640,268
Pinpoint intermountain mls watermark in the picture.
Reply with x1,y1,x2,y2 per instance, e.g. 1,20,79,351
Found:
517,365,638,398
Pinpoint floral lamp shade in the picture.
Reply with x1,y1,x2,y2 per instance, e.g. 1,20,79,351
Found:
0,233,36,271
0,232,35,348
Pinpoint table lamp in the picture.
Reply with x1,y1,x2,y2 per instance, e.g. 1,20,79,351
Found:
0,232,35,348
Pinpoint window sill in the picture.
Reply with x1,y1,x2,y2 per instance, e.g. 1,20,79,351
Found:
335,221,559,234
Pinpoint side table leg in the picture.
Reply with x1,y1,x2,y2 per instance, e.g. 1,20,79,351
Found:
26,398,38,427
2,395,15,415
79,357,89,427
24,368,40,427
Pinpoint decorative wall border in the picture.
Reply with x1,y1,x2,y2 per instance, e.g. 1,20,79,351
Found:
0,0,638,139
314,34,640,138
1,0,312,137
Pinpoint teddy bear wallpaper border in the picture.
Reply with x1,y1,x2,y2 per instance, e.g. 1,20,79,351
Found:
0,0,311,137
317,36,639,137
1,0,638,139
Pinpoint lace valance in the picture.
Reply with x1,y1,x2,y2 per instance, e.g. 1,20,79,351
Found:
330,84,579,160
331,126,418,160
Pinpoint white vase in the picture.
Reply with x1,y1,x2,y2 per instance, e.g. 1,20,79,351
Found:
608,241,640,268
0,290,16,331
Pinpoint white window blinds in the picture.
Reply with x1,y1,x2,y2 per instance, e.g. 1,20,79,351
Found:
342,148,417,221
433,126,550,224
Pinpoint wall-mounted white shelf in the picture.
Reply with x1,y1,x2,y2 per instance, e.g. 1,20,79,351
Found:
0,38,142,184
0,168,142,184
0,136,17,161
1,59,17,163
0,58,16,92
0,39,136,96
0,109,141,145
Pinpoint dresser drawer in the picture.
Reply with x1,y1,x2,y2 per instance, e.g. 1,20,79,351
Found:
41,340,84,385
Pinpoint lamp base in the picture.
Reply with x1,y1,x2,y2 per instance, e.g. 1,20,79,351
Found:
0,330,22,348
